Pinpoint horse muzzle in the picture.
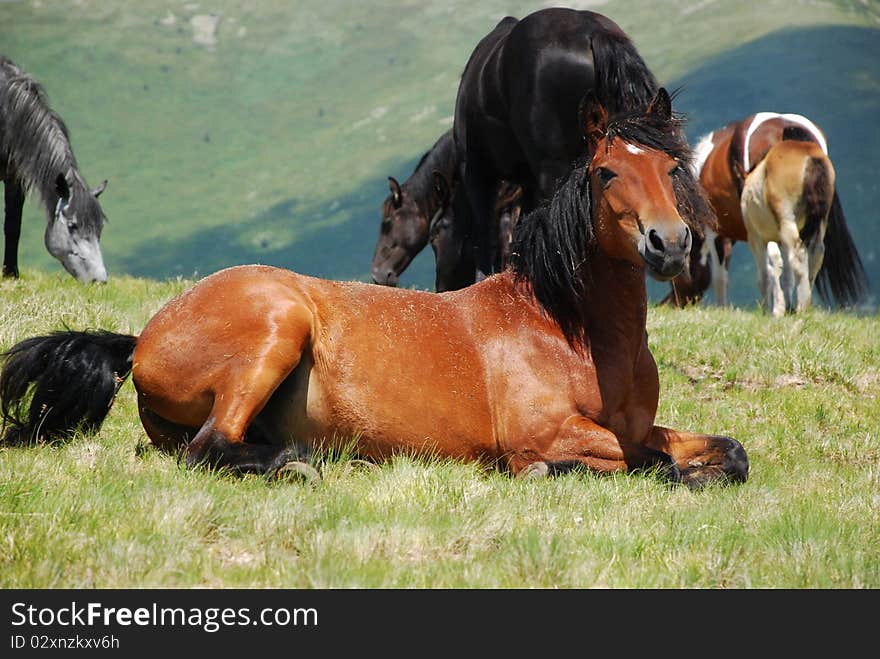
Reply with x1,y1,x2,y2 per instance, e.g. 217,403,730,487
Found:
639,224,692,281
371,268,399,287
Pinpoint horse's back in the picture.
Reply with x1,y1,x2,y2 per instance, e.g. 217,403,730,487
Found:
134,265,503,462
455,7,654,196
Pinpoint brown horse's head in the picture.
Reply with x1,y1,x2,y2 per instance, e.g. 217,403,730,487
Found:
511,87,714,345
370,176,430,286
584,88,694,281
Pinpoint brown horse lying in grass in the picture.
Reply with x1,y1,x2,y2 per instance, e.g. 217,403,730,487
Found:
0,89,747,488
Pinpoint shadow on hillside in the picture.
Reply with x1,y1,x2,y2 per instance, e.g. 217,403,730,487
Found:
122,25,879,308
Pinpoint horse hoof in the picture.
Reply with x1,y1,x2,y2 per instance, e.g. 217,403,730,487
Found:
517,461,550,479
342,459,380,475
273,461,321,485
680,437,749,489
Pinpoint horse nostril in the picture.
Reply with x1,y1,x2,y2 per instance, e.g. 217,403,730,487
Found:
647,228,665,253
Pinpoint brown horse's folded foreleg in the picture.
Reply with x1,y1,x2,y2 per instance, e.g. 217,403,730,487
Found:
510,415,680,482
642,426,749,488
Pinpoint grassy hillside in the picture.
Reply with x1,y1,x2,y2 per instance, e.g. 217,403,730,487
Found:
1,271,878,587
1,0,878,296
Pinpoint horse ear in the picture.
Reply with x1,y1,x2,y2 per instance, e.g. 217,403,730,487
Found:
647,87,672,121
432,170,451,208
55,173,70,202
388,177,402,207
91,179,108,198
580,91,608,151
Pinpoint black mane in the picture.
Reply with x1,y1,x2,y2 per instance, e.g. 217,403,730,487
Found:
0,56,105,236
510,108,714,346
397,130,458,217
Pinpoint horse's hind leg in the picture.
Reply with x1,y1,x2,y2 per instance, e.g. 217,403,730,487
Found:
184,308,313,475
460,157,499,278
780,237,811,312
641,425,748,488
749,235,785,317
703,228,731,307
3,179,25,278
138,397,196,453
764,242,786,316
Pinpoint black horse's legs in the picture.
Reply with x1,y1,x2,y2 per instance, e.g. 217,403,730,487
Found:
460,158,498,278
3,179,25,278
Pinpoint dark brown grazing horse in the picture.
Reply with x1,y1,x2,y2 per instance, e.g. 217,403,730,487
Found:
453,7,661,278
0,90,746,488
371,130,457,287
663,113,867,309
371,129,521,291
429,174,521,292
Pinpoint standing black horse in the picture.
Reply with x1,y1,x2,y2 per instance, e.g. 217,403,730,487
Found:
0,56,108,282
453,8,663,277
428,174,522,292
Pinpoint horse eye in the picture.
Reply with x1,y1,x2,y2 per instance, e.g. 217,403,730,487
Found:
596,167,617,187
669,163,683,177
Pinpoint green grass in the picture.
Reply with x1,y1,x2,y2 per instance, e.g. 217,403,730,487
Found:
1,271,878,588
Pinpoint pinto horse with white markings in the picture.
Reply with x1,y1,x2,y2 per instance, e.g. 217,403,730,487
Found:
0,90,746,488
663,112,867,312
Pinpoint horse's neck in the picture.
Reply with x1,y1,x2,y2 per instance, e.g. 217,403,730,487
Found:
581,253,648,352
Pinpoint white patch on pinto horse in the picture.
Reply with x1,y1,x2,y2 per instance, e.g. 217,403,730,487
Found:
690,131,715,177
743,112,828,172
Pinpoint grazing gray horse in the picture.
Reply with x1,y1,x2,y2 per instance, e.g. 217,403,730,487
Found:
0,56,108,282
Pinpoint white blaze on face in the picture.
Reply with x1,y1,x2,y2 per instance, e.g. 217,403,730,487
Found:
624,143,645,156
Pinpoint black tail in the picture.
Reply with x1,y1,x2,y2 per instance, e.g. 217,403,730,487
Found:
814,191,869,308
0,330,137,444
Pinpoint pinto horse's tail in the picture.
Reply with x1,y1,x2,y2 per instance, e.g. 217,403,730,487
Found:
812,189,869,308
0,330,137,444
800,157,869,308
